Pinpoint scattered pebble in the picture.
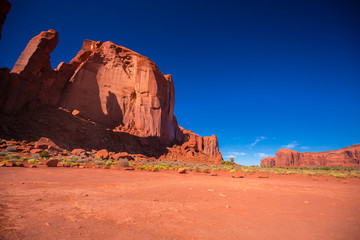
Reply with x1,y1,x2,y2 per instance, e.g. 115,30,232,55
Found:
226,205,230,208
304,200,309,204
208,189,214,192
219,194,227,197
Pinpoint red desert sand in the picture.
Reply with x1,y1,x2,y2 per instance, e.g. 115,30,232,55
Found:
1,167,359,240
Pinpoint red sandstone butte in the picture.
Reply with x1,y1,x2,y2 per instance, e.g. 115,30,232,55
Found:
0,0,11,40
0,29,222,162
261,144,360,167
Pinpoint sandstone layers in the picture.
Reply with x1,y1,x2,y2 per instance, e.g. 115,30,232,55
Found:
261,144,360,167
0,30,222,162
0,0,11,39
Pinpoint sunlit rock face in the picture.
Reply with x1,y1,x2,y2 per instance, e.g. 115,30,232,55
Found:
0,29,223,161
261,144,360,167
59,40,178,142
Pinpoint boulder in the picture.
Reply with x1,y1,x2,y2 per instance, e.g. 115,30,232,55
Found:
34,137,62,152
5,161,14,167
30,149,43,154
5,145,17,152
113,152,133,161
71,149,86,155
178,168,186,174
95,149,109,159
45,159,58,167
261,144,360,167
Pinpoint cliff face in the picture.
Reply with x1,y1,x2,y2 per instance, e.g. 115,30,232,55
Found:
59,40,178,141
0,30,222,162
261,144,360,167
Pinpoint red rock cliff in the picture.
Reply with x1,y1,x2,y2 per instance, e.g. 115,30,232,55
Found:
0,29,222,161
260,144,360,167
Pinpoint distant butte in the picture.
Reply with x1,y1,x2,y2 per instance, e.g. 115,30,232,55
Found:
0,29,223,163
261,144,360,167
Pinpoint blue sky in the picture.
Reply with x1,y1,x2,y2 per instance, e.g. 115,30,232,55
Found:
1,0,359,165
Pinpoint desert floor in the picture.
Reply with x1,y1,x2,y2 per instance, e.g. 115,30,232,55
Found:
0,167,359,240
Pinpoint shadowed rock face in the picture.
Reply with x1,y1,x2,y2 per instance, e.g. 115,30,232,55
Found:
0,0,11,40
0,29,223,162
261,144,360,167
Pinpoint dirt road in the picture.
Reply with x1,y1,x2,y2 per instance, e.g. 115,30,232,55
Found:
1,168,359,239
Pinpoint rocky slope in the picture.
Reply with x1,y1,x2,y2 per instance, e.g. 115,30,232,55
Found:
261,144,360,167
0,29,222,163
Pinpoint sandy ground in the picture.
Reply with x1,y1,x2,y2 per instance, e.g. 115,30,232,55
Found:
0,167,359,240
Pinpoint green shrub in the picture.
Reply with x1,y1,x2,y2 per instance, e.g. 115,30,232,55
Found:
230,169,236,173
104,161,113,167
39,151,50,159
71,162,80,167
28,159,39,164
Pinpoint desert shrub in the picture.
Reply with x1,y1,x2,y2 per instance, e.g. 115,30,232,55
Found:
221,160,235,165
69,156,78,162
15,162,24,167
104,161,114,167
28,159,39,164
329,172,347,179
137,166,146,170
20,156,27,161
94,161,104,165
0,151,8,156
117,158,129,167
303,171,317,176
39,151,50,159
230,169,236,173
9,154,21,160
76,159,88,164
71,162,80,167
202,168,211,174
350,172,360,178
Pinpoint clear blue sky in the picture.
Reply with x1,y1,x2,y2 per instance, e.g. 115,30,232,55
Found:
1,0,359,165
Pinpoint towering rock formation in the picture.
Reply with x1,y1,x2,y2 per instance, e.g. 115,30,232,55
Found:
261,144,360,167
0,29,223,162
0,0,11,39
59,40,179,142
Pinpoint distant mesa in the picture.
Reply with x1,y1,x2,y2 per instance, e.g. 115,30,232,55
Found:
261,144,360,167
0,29,223,163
